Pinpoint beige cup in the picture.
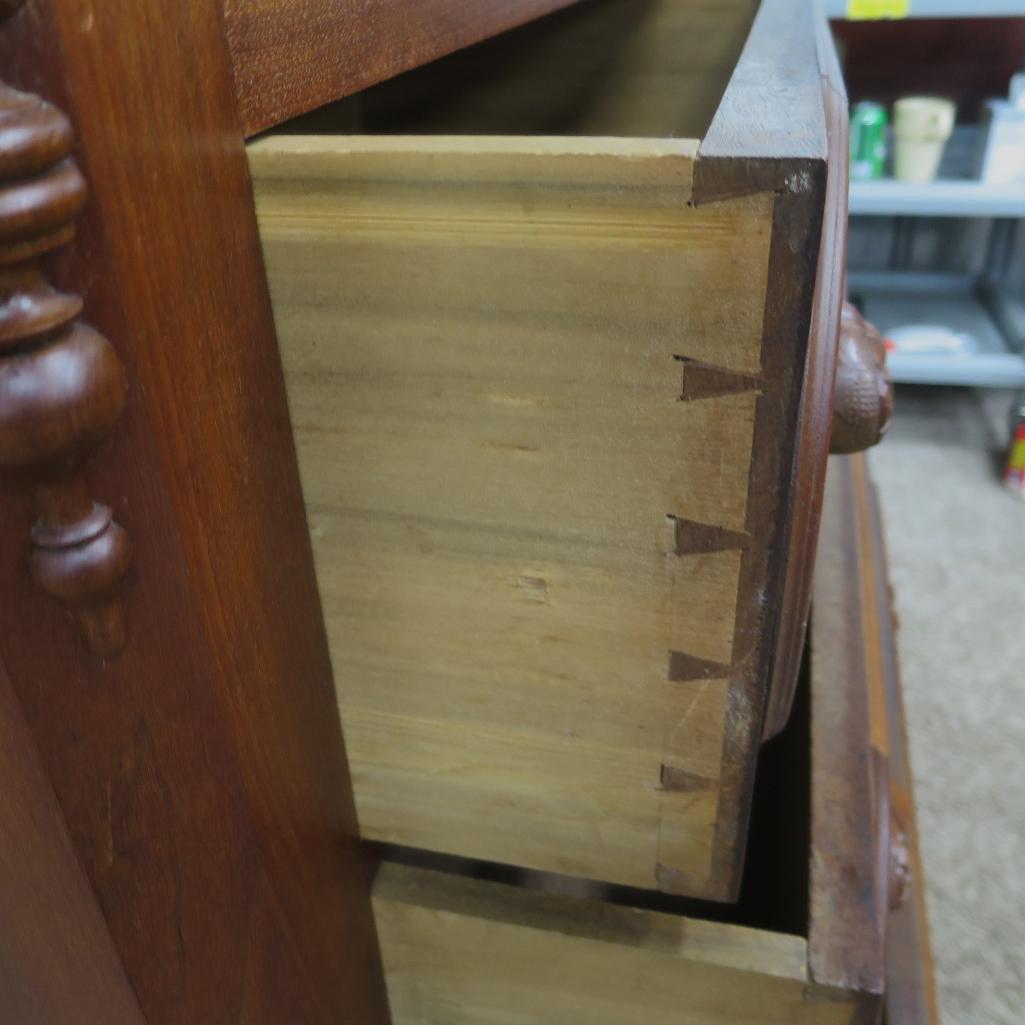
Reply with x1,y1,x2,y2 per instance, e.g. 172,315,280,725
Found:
893,97,956,183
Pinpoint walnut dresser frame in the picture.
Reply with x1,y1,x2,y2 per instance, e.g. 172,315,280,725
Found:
0,1,928,1023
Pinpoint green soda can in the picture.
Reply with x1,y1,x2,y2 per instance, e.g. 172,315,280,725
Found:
850,102,888,181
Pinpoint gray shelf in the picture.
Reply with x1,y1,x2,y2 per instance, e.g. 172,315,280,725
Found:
826,0,1025,17
849,180,1025,218
855,286,1025,387
847,270,977,294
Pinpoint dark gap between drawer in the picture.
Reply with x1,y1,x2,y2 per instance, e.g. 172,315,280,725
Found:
366,651,811,939
255,0,756,142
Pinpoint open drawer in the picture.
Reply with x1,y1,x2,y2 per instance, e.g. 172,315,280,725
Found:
247,0,848,901
367,454,937,1025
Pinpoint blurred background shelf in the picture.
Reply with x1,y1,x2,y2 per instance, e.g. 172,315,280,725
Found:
848,275,1025,386
850,179,1025,217
826,1,1025,18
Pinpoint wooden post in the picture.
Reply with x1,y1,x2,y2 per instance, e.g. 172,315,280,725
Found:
0,1,390,1021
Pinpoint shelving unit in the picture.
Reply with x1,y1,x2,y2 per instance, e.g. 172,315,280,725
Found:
825,1,1025,18
848,273,1025,386
836,0,1025,388
850,179,1025,217
848,236,1025,383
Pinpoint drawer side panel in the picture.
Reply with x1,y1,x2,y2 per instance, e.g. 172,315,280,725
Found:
253,139,776,896
372,863,859,1025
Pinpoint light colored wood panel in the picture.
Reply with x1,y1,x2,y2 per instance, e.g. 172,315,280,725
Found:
350,710,721,887
250,138,770,379
321,511,731,886
322,511,738,739
372,864,858,1025
293,316,758,538
252,137,774,892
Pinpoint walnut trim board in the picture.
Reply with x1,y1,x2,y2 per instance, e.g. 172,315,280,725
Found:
248,0,844,901
0,1,390,1020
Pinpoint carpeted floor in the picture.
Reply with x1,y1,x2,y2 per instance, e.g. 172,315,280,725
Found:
870,386,1024,1025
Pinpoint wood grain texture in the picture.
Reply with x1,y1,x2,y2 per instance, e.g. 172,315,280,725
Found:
861,463,940,1025
252,135,777,899
0,82,131,654
0,654,146,1025
225,0,588,136
368,456,919,1025
289,0,756,142
830,304,893,456
373,863,861,1025
761,6,848,739
812,453,939,1021
810,453,889,1012
251,0,836,901
692,0,834,882
0,3,388,1023
697,0,827,169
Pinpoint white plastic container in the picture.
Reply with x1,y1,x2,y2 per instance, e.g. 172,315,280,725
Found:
977,76,1025,185
893,97,955,183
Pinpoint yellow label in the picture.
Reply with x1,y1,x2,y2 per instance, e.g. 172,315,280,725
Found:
846,0,910,18
1009,435,1025,472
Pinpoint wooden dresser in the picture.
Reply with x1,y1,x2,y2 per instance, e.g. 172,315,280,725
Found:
0,1,929,1023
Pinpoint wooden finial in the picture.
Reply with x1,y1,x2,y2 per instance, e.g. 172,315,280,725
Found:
0,83,131,654
830,302,894,455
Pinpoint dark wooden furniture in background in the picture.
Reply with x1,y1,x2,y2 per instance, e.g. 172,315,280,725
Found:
832,16,1025,121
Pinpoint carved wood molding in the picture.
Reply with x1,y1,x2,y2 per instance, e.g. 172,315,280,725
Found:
830,302,894,455
0,82,131,654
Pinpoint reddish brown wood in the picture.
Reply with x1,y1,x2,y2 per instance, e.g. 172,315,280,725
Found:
691,0,833,895
0,653,146,1025
831,303,894,456
761,10,849,741
810,453,889,1012
813,453,938,1024
225,0,587,136
0,83,130,654
0,2,389,1023
807,453,942,1023
885,753,940,1025
862,466,941,1025
833,16,1025,122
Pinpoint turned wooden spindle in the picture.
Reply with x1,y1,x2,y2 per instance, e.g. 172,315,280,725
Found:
0,82,131,654
830,301,895,455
